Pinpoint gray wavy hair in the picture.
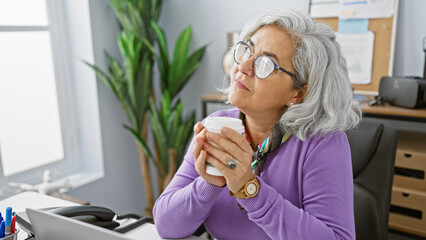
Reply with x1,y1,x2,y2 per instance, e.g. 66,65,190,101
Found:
223,8,361,140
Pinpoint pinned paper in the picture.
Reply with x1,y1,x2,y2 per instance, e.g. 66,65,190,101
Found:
342,0,367,5
338,19,369,34
341,10,355,16
339,0,395,19
309,0,396,19
336,31,375,85
310,0,340,18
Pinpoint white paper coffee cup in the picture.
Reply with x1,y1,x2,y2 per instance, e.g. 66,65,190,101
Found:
204,117,245,176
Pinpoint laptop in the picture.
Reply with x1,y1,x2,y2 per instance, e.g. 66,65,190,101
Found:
26,208,133,240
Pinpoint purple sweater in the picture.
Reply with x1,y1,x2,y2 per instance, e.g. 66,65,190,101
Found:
153,108,355,240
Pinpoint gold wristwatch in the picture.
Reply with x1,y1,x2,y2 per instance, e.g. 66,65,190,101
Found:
229,176,260,199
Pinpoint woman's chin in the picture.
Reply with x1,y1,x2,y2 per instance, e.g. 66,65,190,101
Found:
228,91,245,109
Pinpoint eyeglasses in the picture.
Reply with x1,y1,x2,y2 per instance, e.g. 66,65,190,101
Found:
233,41,296,79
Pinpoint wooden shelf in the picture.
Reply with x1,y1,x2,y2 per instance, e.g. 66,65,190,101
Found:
360,102,426,119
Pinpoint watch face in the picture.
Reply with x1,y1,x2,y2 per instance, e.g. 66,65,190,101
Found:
246,182,257,195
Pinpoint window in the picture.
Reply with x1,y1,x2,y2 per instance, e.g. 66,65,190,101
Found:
0,0,104,195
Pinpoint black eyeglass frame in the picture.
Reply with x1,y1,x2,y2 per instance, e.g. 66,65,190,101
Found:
233,41,296,79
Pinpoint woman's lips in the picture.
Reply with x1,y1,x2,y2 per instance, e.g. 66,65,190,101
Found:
235,79,250,91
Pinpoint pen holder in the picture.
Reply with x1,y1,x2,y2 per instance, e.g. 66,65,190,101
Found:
0,228,19,240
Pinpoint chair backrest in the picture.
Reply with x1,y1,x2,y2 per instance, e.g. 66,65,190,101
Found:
347,120,398,240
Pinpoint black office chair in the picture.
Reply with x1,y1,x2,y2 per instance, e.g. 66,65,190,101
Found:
347,120,398,240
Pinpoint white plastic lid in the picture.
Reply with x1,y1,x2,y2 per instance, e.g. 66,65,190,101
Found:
204,117,244,134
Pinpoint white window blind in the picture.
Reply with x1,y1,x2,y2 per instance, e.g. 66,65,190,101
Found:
0,0,48,26
0,31,64,176
0,0,104,196
0,0,66,177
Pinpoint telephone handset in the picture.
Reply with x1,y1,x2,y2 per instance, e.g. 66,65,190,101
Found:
48,205,120,229
16,205,153,236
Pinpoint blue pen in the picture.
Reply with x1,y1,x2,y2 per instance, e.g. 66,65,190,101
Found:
0,221,4,238
5,207,11,236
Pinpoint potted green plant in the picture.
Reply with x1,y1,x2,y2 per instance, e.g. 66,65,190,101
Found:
86,0,206,215
147,21,206,192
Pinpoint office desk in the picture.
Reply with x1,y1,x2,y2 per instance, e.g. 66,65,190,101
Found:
0,192,200,240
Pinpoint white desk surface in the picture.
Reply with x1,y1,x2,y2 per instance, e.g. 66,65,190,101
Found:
0,192,201,240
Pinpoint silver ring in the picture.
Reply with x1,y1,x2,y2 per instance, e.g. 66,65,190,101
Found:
227,159,237,169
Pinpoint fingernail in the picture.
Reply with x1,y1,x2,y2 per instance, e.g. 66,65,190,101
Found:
221,127,228,134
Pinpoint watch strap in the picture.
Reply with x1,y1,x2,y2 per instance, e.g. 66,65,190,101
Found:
229,176,259,199
231,190,247,199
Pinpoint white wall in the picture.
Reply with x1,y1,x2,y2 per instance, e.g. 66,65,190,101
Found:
67,0,148,215
393,0,426,78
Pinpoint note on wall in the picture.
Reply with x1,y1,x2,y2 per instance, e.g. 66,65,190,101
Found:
338,19,369,33
310,0,340,18
339,0,395,19
336,31,375,85
310,0,396,19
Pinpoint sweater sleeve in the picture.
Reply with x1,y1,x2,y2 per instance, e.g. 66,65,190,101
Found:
237,132,356,240
153,138,224,238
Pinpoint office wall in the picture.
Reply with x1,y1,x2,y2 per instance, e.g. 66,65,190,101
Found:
393,0,426,78
67,0,425,215
67,0,148,215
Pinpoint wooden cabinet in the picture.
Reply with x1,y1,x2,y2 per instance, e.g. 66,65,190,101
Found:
389,131,426,236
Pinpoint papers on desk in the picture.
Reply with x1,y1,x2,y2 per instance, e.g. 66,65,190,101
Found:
336,31,375,85
309,0,395,19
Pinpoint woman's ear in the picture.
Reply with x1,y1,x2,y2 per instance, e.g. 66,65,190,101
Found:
295,84,307,103
288,84,307,106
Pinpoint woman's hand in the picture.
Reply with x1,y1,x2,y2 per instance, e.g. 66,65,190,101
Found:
192,122,226,187
203,127,254,193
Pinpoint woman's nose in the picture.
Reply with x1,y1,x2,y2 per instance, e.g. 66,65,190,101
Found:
237,57,255,77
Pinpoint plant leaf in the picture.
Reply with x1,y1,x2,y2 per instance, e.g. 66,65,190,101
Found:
149,99,168,171
169,25,192,93
135,52,152,130
85,62,117,97
160,91,171,129
151,21,169,90
178,111,196,164
123,125,155,163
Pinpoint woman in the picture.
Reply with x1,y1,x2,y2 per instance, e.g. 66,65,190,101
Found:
153,8,360,240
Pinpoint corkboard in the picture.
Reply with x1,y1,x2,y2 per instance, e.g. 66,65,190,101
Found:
316,17,394,94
